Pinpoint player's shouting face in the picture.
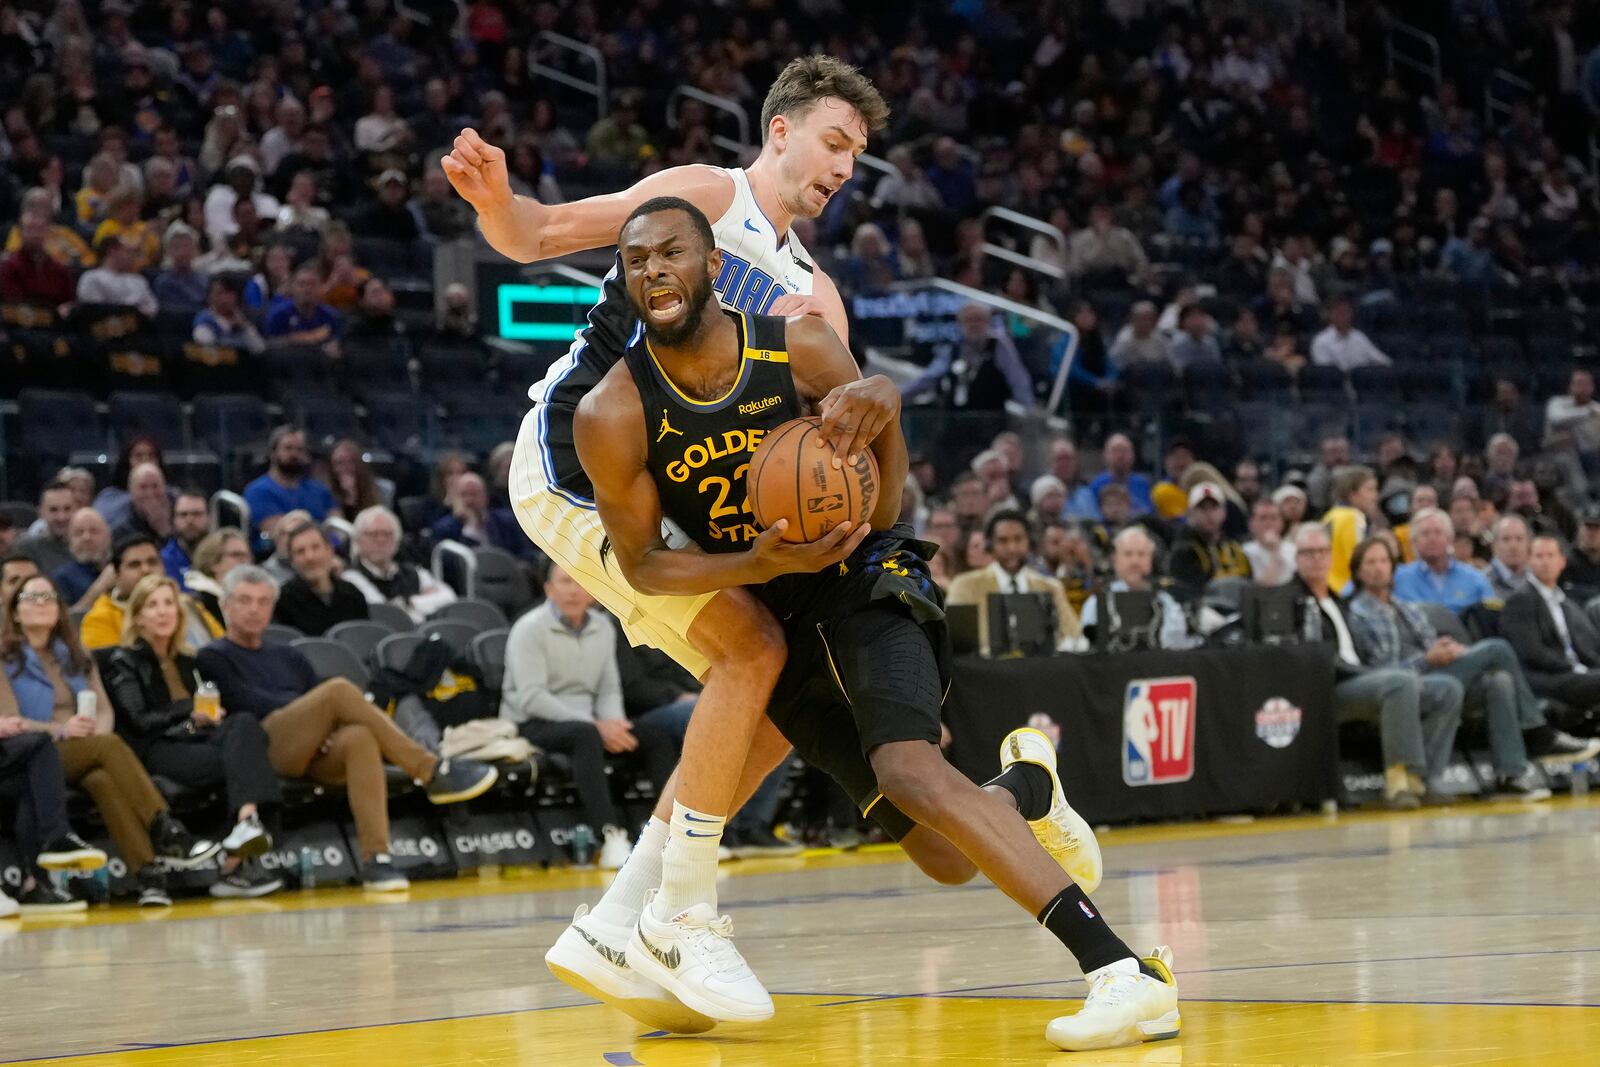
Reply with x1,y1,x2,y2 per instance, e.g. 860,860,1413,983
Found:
619,204,723,347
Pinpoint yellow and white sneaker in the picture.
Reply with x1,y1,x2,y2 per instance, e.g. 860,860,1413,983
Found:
546,904,717,1034
999,727,1103,892
1046,946,1180,1052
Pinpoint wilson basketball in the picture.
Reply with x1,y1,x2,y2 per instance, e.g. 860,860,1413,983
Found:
747,417,880,543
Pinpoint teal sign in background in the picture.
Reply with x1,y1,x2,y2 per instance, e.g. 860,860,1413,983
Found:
495,284,601,340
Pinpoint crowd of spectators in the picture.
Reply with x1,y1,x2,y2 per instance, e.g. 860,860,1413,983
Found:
4,1,1600,910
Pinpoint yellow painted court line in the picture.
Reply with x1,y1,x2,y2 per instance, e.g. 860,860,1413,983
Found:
15,996,1600,1066
9,796,1592,931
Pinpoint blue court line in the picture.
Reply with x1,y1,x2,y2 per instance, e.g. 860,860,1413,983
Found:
818,992,1600,1009
809,944,1600,1007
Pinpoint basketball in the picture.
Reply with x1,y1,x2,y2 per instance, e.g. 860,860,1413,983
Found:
747,416,880,543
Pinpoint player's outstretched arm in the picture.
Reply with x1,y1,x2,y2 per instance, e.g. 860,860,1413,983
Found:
575,369,869,596
441,129,735,263
787,315,909,530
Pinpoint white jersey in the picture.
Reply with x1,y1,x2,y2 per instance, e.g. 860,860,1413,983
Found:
525,166,818,505
703,165,817,310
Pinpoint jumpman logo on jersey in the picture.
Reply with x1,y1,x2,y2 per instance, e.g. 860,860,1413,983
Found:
656,409,684,443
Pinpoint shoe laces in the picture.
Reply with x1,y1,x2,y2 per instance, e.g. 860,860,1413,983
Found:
1084,972,1139,1008
1038,808,1081,854
679,912,749,976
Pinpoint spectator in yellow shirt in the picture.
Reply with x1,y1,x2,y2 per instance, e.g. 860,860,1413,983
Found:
80,535,222,652
1322,465,1379,595
3,189,95,269
75,153,121,229
92,186,162,273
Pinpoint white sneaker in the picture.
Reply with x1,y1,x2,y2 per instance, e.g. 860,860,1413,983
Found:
220,813,272,859
545,905,717,1034
0,893,17,919
597,826,631,871
999,727,1103,893
627,889,774,1023
1046,947,1180,1052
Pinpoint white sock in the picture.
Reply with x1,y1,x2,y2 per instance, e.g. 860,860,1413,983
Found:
590,817,668,928
653,800,725,917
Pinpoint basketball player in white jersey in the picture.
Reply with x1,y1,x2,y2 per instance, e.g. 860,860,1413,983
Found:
443,58,901,1027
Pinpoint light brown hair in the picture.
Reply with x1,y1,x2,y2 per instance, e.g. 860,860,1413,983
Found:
760,55,890,142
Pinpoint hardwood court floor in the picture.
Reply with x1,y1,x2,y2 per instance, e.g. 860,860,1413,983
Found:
5,798,1599,1066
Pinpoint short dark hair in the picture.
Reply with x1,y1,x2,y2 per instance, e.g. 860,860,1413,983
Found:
985,508,1031,544
268,425,304,452
759,55,890,143
175,488,209,505
620,196,716,255
283,520,328,551
112,533,159,569
1,552,35,573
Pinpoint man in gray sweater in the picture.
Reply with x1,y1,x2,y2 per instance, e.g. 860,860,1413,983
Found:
500,564,654,869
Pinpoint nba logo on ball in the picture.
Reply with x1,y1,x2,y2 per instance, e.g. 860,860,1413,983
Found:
1254,698,1302,749
1123,677,1196,786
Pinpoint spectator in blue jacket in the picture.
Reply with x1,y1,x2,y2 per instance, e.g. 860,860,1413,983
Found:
429,473,536,560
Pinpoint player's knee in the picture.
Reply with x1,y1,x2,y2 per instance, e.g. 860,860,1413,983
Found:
746,610,787,673
871,744,946,823
697,591,784,675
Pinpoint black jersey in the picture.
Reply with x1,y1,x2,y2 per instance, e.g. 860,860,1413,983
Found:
620,310,801,552
528,255,641,507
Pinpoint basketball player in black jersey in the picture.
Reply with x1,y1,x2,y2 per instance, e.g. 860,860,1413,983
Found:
575,198,1181,1053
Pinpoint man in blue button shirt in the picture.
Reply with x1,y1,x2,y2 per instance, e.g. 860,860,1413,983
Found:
242,426,334,556
1392,508,1495,612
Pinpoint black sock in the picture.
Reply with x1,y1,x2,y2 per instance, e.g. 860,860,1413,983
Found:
985,762,1053,821
1038,884,1145,976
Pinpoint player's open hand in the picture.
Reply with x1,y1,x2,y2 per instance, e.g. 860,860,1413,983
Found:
440,128,513,214
818,374,899,468
769,294,831,320
750,518,871,579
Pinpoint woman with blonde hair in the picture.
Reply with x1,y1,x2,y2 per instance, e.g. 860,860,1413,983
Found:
1,574,217,907
185,527,253,622
101,574,283,897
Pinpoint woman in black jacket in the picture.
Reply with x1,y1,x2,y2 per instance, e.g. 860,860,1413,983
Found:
100,575,284,897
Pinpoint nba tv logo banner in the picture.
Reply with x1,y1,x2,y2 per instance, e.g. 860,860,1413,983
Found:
1123,677,1197,786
